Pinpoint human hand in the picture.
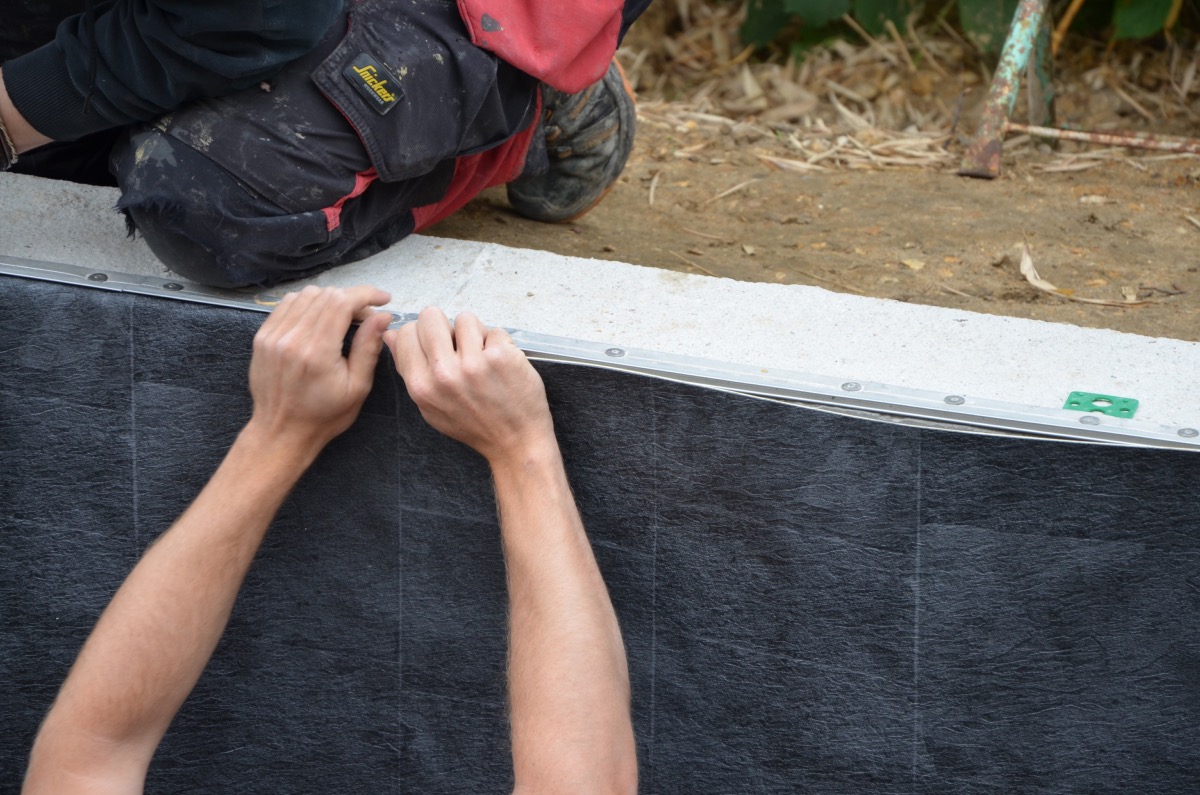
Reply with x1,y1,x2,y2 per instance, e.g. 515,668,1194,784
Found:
385,308,556,467
247,285,391,457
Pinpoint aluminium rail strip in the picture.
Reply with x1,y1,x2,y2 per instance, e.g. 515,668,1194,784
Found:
3,253,1198,452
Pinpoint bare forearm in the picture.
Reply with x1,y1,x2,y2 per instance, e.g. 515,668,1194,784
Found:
0,69,53,155
25,424,315,790
495,444,636,794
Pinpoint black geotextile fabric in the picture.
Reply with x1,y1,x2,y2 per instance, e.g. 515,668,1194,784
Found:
2,274,1199,793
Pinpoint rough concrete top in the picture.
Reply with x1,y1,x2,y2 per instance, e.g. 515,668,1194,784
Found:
2,171,1197,430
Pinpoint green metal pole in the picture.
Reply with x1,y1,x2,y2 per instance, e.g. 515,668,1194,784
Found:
959,0,1049,179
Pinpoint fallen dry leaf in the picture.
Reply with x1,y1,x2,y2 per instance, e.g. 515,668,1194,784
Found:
1018,244,1152,306
902,258,925,270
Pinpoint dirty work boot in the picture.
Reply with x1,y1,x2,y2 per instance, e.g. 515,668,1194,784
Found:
507,60,636,223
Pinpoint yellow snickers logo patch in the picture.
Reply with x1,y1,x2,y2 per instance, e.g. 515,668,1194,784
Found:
343,52,403,115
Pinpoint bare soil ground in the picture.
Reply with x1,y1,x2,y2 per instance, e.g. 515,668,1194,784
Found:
434,125,1200,341
432,13,1200,342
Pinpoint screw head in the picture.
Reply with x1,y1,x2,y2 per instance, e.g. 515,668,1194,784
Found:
162,282,184,291
604,348,625,358
841,382,862,392
944,395,965,405
1179,428,1199,438
1079,415,1101,426
87,272,108,282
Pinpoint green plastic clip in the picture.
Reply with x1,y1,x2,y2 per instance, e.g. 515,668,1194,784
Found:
1063,391,1138,418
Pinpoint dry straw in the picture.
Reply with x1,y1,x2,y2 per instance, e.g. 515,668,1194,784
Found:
619,0,1200,173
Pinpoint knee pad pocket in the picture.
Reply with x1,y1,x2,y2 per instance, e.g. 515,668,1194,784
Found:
114,129,339,288
311,0,537,183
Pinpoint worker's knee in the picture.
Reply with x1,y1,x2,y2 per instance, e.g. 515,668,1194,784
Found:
119,202,260,290
112,129,341,288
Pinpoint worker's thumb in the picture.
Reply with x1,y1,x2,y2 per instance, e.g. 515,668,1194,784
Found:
348,311,390,393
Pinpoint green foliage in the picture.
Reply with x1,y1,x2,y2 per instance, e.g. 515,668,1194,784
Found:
741,0,920,47
741,0,1187,56
1111,0,1175,39
742,0,796,46
957,0,1019,53
788,0,852,28
855,0,922,34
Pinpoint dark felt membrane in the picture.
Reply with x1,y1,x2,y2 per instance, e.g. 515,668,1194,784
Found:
2,276,1198,793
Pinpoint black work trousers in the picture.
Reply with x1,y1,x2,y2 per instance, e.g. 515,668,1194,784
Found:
6,0,539,287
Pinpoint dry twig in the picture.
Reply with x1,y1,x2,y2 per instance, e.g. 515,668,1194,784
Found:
703,178,761,204
940,283,984,300
1052,0,1087,56
884,19,917,73
680,226,735,241
906,15,949,78
668,249,718,277
787,266,867,294
839,14,901,67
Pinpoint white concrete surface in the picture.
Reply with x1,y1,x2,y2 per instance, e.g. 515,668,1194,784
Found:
3,171,1198,431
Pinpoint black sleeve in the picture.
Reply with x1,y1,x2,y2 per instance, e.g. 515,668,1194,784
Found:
3,0,342,142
